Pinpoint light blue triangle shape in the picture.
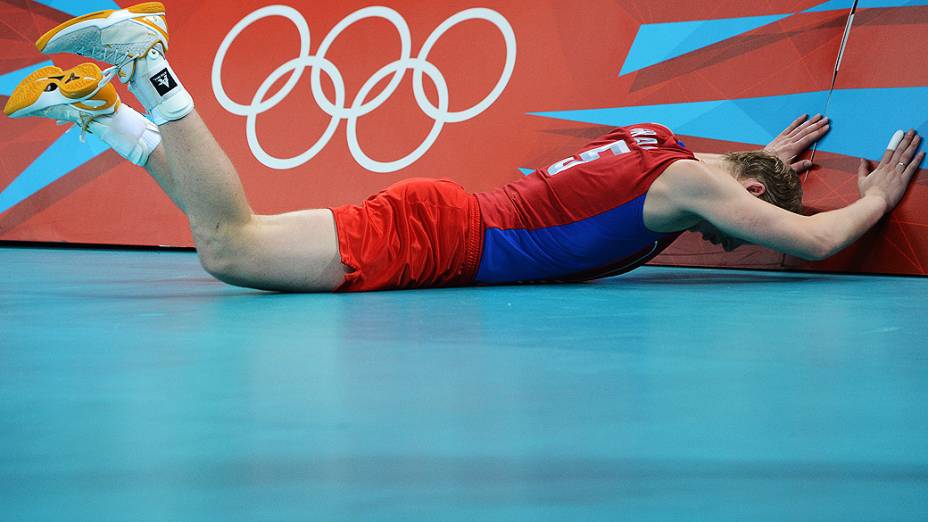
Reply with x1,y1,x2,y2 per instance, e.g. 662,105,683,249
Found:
857,0,928,7
807,0,928,11
531,90,828,149
818,87,928,160
0,128,109,215
31,0,120,17
620,14,789,75
518,168,534,175
0,61,54,97
531,87,928,161
804,0,856,12
532,98,725,137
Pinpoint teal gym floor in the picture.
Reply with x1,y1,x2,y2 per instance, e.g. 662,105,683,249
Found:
1,246,927,520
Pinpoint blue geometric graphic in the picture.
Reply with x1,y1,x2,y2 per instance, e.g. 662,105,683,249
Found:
804,0,859,12
0,129,109,215
620,14,790,75
820,87,928,159
807,0,928,10
531,87,928,161
0,0,120,217
31,0,120,17
0,61,54,96
618,0,928,76
532,91,830,149
857,0,928,7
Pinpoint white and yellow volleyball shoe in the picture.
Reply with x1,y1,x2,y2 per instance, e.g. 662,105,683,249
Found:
4,63,161,166
36,2,168,67
35,2,191,125
4,63,119,122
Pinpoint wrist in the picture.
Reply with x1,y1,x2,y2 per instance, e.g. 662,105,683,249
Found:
861,192,889,215
762,145,791,163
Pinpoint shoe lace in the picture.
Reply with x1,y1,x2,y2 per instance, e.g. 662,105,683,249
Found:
54,114,98,143
53,67,120,143
77,114,98,143
75,44,137,71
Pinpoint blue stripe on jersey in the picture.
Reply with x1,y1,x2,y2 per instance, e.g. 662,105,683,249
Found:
475,194,665,283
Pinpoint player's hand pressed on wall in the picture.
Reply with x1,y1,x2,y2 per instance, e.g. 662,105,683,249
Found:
765,114,830,173
858,129,924,211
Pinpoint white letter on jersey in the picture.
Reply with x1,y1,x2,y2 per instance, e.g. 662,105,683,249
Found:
548,139,631,176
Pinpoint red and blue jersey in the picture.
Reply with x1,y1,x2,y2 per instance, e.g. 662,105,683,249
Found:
474,123,694,283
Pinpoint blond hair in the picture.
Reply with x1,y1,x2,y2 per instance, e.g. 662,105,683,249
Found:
725,151,803,214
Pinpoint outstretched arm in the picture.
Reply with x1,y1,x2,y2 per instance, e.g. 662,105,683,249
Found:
674,130,924,260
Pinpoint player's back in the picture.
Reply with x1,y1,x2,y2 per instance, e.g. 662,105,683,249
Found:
474,123,694,283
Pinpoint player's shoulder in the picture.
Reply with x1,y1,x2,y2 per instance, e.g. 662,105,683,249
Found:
656,158,732,202
660,158,711,185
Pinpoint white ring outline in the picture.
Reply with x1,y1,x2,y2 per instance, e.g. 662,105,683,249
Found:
212,5,310,116
212,5,516,172
247,55,344,170
310,6,411,119
347,60,448,173
413,8,516,123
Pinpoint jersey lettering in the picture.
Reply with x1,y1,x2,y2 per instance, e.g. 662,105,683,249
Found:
547,139,631,176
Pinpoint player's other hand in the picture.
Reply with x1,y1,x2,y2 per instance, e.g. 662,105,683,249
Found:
858,129,924,211
765,114,830,173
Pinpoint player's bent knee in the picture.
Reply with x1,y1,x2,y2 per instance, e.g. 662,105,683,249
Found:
191,221,257,287
198,251,235,284
193,212,347,292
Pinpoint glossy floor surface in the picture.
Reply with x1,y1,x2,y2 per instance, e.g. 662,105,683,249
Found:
1,246,927,521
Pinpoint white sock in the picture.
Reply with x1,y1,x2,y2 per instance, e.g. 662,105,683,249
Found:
127,46,194,125
88,103,162,166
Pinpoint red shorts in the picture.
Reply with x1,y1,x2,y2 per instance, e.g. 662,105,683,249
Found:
329,178,483,292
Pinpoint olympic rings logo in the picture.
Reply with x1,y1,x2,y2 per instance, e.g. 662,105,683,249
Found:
211,5,516,172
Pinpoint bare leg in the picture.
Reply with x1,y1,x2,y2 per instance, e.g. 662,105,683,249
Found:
144,145,185,211
148,111,348,292
17,5,348,291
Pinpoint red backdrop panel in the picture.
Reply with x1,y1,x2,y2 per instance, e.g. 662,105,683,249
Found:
1,1,925,275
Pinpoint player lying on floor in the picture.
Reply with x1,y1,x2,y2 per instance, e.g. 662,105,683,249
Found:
4,2,924,291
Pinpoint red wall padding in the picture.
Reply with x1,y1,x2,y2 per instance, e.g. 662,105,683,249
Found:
1,0,925,275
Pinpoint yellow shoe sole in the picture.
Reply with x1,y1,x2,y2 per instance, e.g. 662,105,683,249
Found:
3,63,105,117
36,2,166,52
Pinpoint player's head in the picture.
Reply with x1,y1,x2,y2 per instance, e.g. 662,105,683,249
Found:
725,150,803,214
693,151,803,252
